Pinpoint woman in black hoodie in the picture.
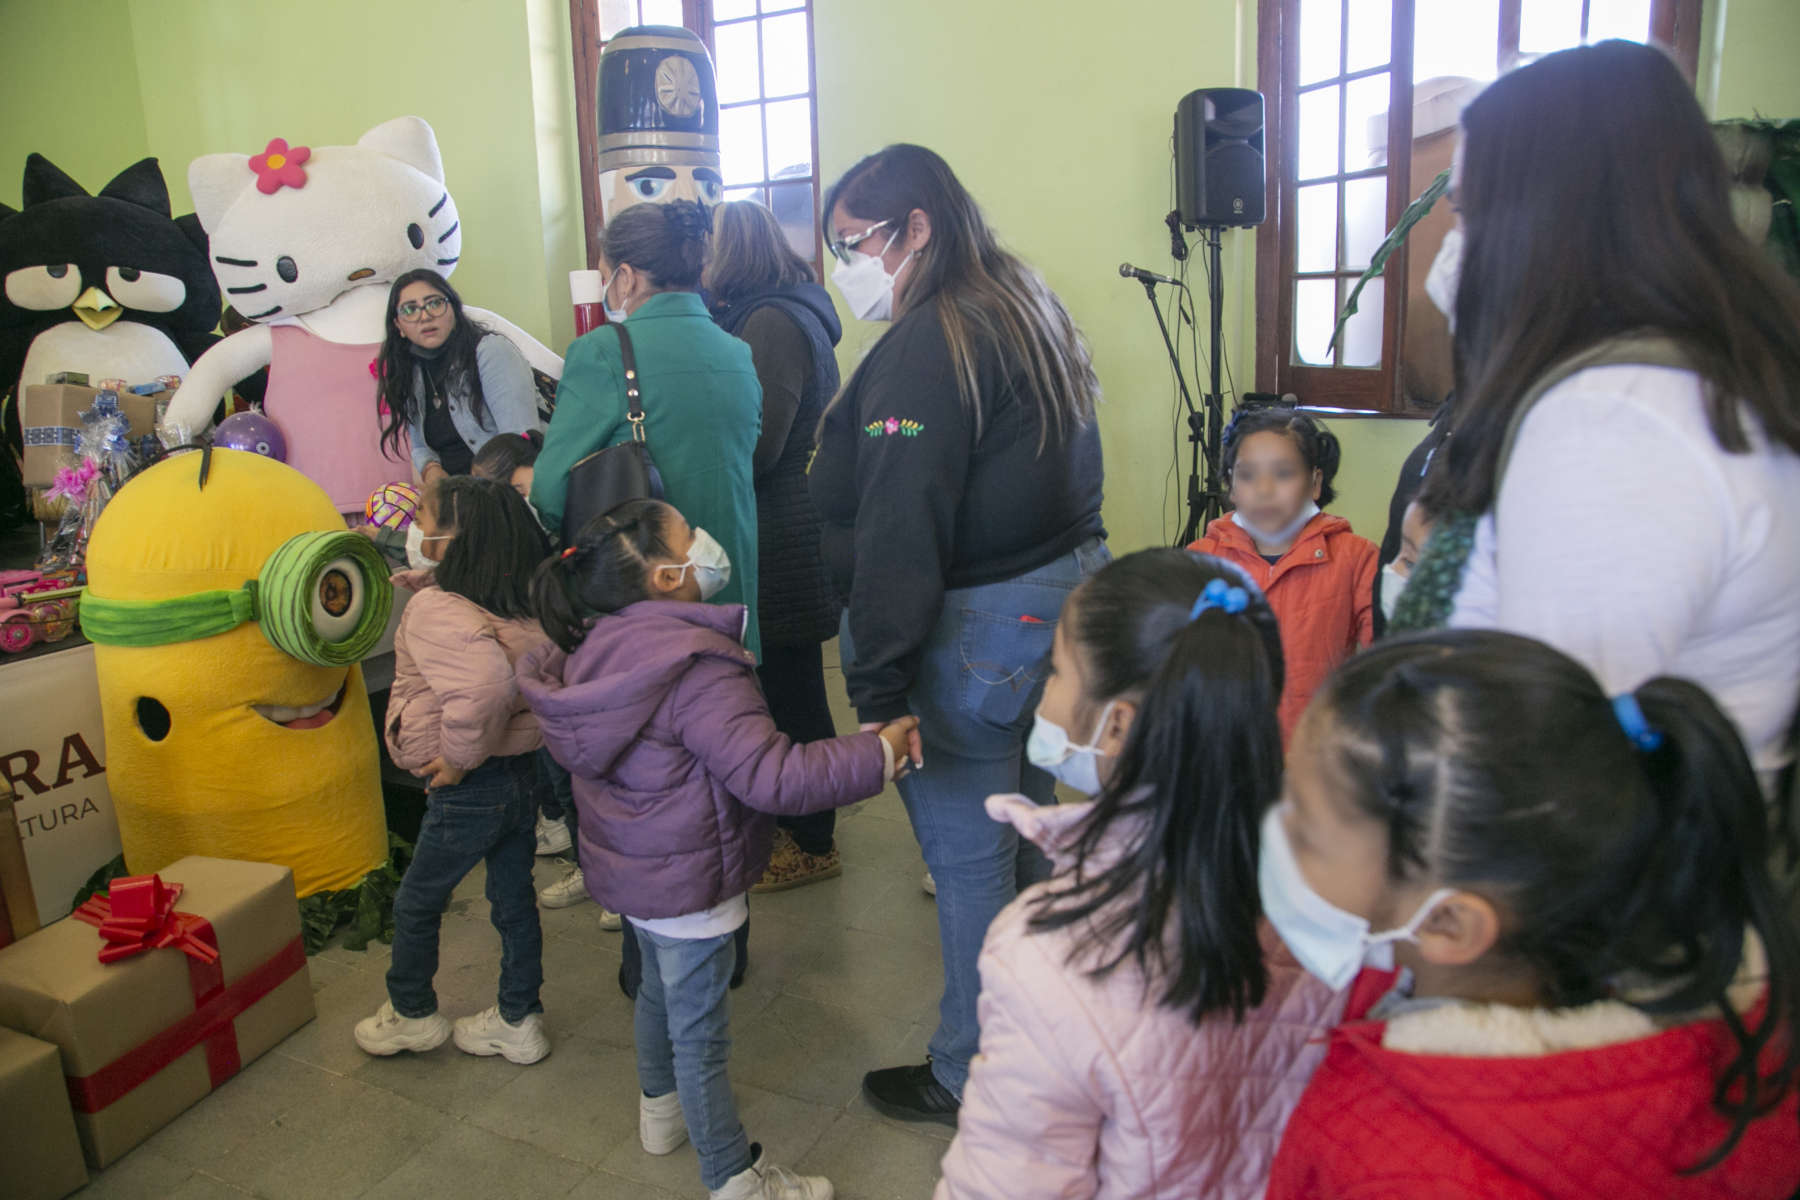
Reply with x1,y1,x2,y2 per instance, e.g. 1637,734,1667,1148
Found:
707,199,847,889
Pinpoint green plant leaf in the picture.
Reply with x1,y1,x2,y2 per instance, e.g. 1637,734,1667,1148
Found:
1328,168,1452,356
70,852,129,911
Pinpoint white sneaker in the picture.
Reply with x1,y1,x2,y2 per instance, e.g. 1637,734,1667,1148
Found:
354,1000,450,1056
710,1145,833,1200
535,815,573,856
640,1090,688,1155
598,906,624,931
452,1005,550,1065
921,870,937,897
538,865,591,908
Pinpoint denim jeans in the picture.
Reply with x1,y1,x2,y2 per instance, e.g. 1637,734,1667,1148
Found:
388,753,543,1023
842,536,1110,1097
534,746,579,857
633,922,750,1189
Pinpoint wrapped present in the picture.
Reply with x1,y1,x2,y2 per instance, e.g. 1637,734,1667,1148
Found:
0,857,313,1168
20,385,162,488
0,1027,88,1199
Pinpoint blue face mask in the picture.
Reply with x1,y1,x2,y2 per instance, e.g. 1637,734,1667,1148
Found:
1025,702,1115,796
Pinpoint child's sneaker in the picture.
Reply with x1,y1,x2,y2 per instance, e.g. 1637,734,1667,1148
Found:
751,830,843,893
354,1000,451,1056
538,864,591,908
452,1006,550,1065
710,1144,832,1200
640,1089,688,1155
535,814,572,856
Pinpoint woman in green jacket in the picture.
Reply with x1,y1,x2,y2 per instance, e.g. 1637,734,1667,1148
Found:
532,200,762,658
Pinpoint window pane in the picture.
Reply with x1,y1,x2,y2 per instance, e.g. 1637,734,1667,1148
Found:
1520,0,1582,54
1297,183,1339,274
1587,0,1652,42
1343,176,1388,270
1344,71,1391,169
1297,85,1341,181
1340,276,1384,367
714,21,761,105
1414,0,1499,82
720,104,766,184
765,98,813,180
725,186,767,206
761,12,811,98
599,0,635,39
714,0,756,17
1299,0,1343,86
1344,0,1391,74
761,0,805,11
768,180,817,259
1294,277,1339,365
639,0,684,26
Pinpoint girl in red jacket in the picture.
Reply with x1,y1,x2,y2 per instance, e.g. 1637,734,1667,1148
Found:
1189,404,1377,742
1263,629,1800,1199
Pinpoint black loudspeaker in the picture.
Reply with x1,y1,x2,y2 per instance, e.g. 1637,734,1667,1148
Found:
1175,88,1265,228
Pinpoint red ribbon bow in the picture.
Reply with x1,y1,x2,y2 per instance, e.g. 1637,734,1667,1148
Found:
73,874,220,965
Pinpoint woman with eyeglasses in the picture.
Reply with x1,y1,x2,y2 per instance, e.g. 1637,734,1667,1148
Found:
376,269,541,487
810,144,1109,1125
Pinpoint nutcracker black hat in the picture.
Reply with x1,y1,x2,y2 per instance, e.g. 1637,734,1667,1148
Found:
598,25,720,172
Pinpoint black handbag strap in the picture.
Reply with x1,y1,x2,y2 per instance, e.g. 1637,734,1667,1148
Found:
616,323,646,444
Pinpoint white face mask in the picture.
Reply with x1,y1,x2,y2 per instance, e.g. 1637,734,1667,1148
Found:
1380,561,1410,624
1258,806,1456,991
1232,501,1320,550
658,526,731,601
405,524,451,571
830,229,911,322
1025,702,1115,797
600,266,629,324
1425,227,1463,330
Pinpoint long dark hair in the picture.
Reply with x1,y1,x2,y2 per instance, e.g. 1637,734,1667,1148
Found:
1030,549,1286,1024
471,429,542,482
528,499,680,652
377,269,494,463
1424,40,1800,516
822,144,1098,447
1221,402,1343,508
604,200,710,290
1319,629,1799,1168
428,475,549,620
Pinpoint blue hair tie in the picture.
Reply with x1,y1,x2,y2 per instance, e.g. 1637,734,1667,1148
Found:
1190,578,1249,621
1611,693,1664,752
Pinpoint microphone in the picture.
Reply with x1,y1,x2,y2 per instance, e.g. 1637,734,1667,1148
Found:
1120,262,1182,287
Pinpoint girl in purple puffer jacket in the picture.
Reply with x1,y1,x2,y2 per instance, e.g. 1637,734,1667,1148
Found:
517,498,918,1200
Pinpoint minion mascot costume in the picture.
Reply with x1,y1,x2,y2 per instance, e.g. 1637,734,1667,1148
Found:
79,446,394,948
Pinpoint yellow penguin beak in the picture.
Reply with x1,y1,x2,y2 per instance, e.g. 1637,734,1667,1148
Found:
73,286,122,331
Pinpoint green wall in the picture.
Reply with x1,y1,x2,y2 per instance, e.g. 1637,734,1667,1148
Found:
4,0,1794,552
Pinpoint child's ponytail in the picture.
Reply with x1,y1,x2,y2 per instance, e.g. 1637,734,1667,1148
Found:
1031,549,1287,1023
528,499,678,652
1624,677,1800,1168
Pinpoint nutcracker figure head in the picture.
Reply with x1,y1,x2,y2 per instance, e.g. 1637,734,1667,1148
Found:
597,25,723,224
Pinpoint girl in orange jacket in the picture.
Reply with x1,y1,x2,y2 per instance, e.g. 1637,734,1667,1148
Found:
1188,405,1377,742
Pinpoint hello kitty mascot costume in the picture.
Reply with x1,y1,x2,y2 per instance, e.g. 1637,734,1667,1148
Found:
162,116,561,513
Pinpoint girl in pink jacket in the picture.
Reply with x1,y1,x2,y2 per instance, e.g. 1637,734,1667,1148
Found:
936,549,1345,1199
354,476,557,1068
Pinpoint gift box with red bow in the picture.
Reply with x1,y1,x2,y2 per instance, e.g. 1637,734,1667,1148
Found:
0,856,313,1168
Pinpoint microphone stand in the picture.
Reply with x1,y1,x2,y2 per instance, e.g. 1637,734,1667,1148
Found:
1135,274,1203,547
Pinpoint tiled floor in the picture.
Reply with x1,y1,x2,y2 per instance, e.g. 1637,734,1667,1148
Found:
75,655,959,1200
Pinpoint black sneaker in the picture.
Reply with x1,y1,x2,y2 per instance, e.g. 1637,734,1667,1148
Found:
862,1061,960,1126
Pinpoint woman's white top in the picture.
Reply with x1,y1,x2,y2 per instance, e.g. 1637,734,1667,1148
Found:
1452,364,1800,776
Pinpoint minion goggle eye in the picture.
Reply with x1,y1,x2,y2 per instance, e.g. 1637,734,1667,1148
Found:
80,530,393,666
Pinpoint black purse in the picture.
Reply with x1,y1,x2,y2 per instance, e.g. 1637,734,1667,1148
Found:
561,322,665,543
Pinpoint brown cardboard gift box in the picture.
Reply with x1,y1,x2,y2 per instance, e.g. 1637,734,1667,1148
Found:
0,782,41,948
0,1026,88,1199
0,856,314,1168
20,384,164,488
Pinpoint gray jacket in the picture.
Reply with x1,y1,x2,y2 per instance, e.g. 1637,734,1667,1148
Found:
407,332,541,475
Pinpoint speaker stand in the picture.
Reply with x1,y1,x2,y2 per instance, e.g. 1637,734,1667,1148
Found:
1180,225,1229,546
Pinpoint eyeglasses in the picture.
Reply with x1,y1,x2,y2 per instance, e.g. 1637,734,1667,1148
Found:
828,220,892,266
396,296,450,322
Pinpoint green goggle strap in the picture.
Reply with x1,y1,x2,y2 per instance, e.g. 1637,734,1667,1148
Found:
80,530,392,666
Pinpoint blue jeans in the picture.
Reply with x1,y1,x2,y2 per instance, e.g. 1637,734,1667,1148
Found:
388,753,543,1023
843,536,1110,1097
633,922,750,1190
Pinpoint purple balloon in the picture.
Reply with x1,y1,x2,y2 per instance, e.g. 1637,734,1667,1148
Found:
214,411,288,462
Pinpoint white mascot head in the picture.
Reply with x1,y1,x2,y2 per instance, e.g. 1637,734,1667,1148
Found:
187,116,462,323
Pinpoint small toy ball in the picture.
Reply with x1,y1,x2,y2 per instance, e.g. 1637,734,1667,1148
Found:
213,410,288,461
364,481,421,530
